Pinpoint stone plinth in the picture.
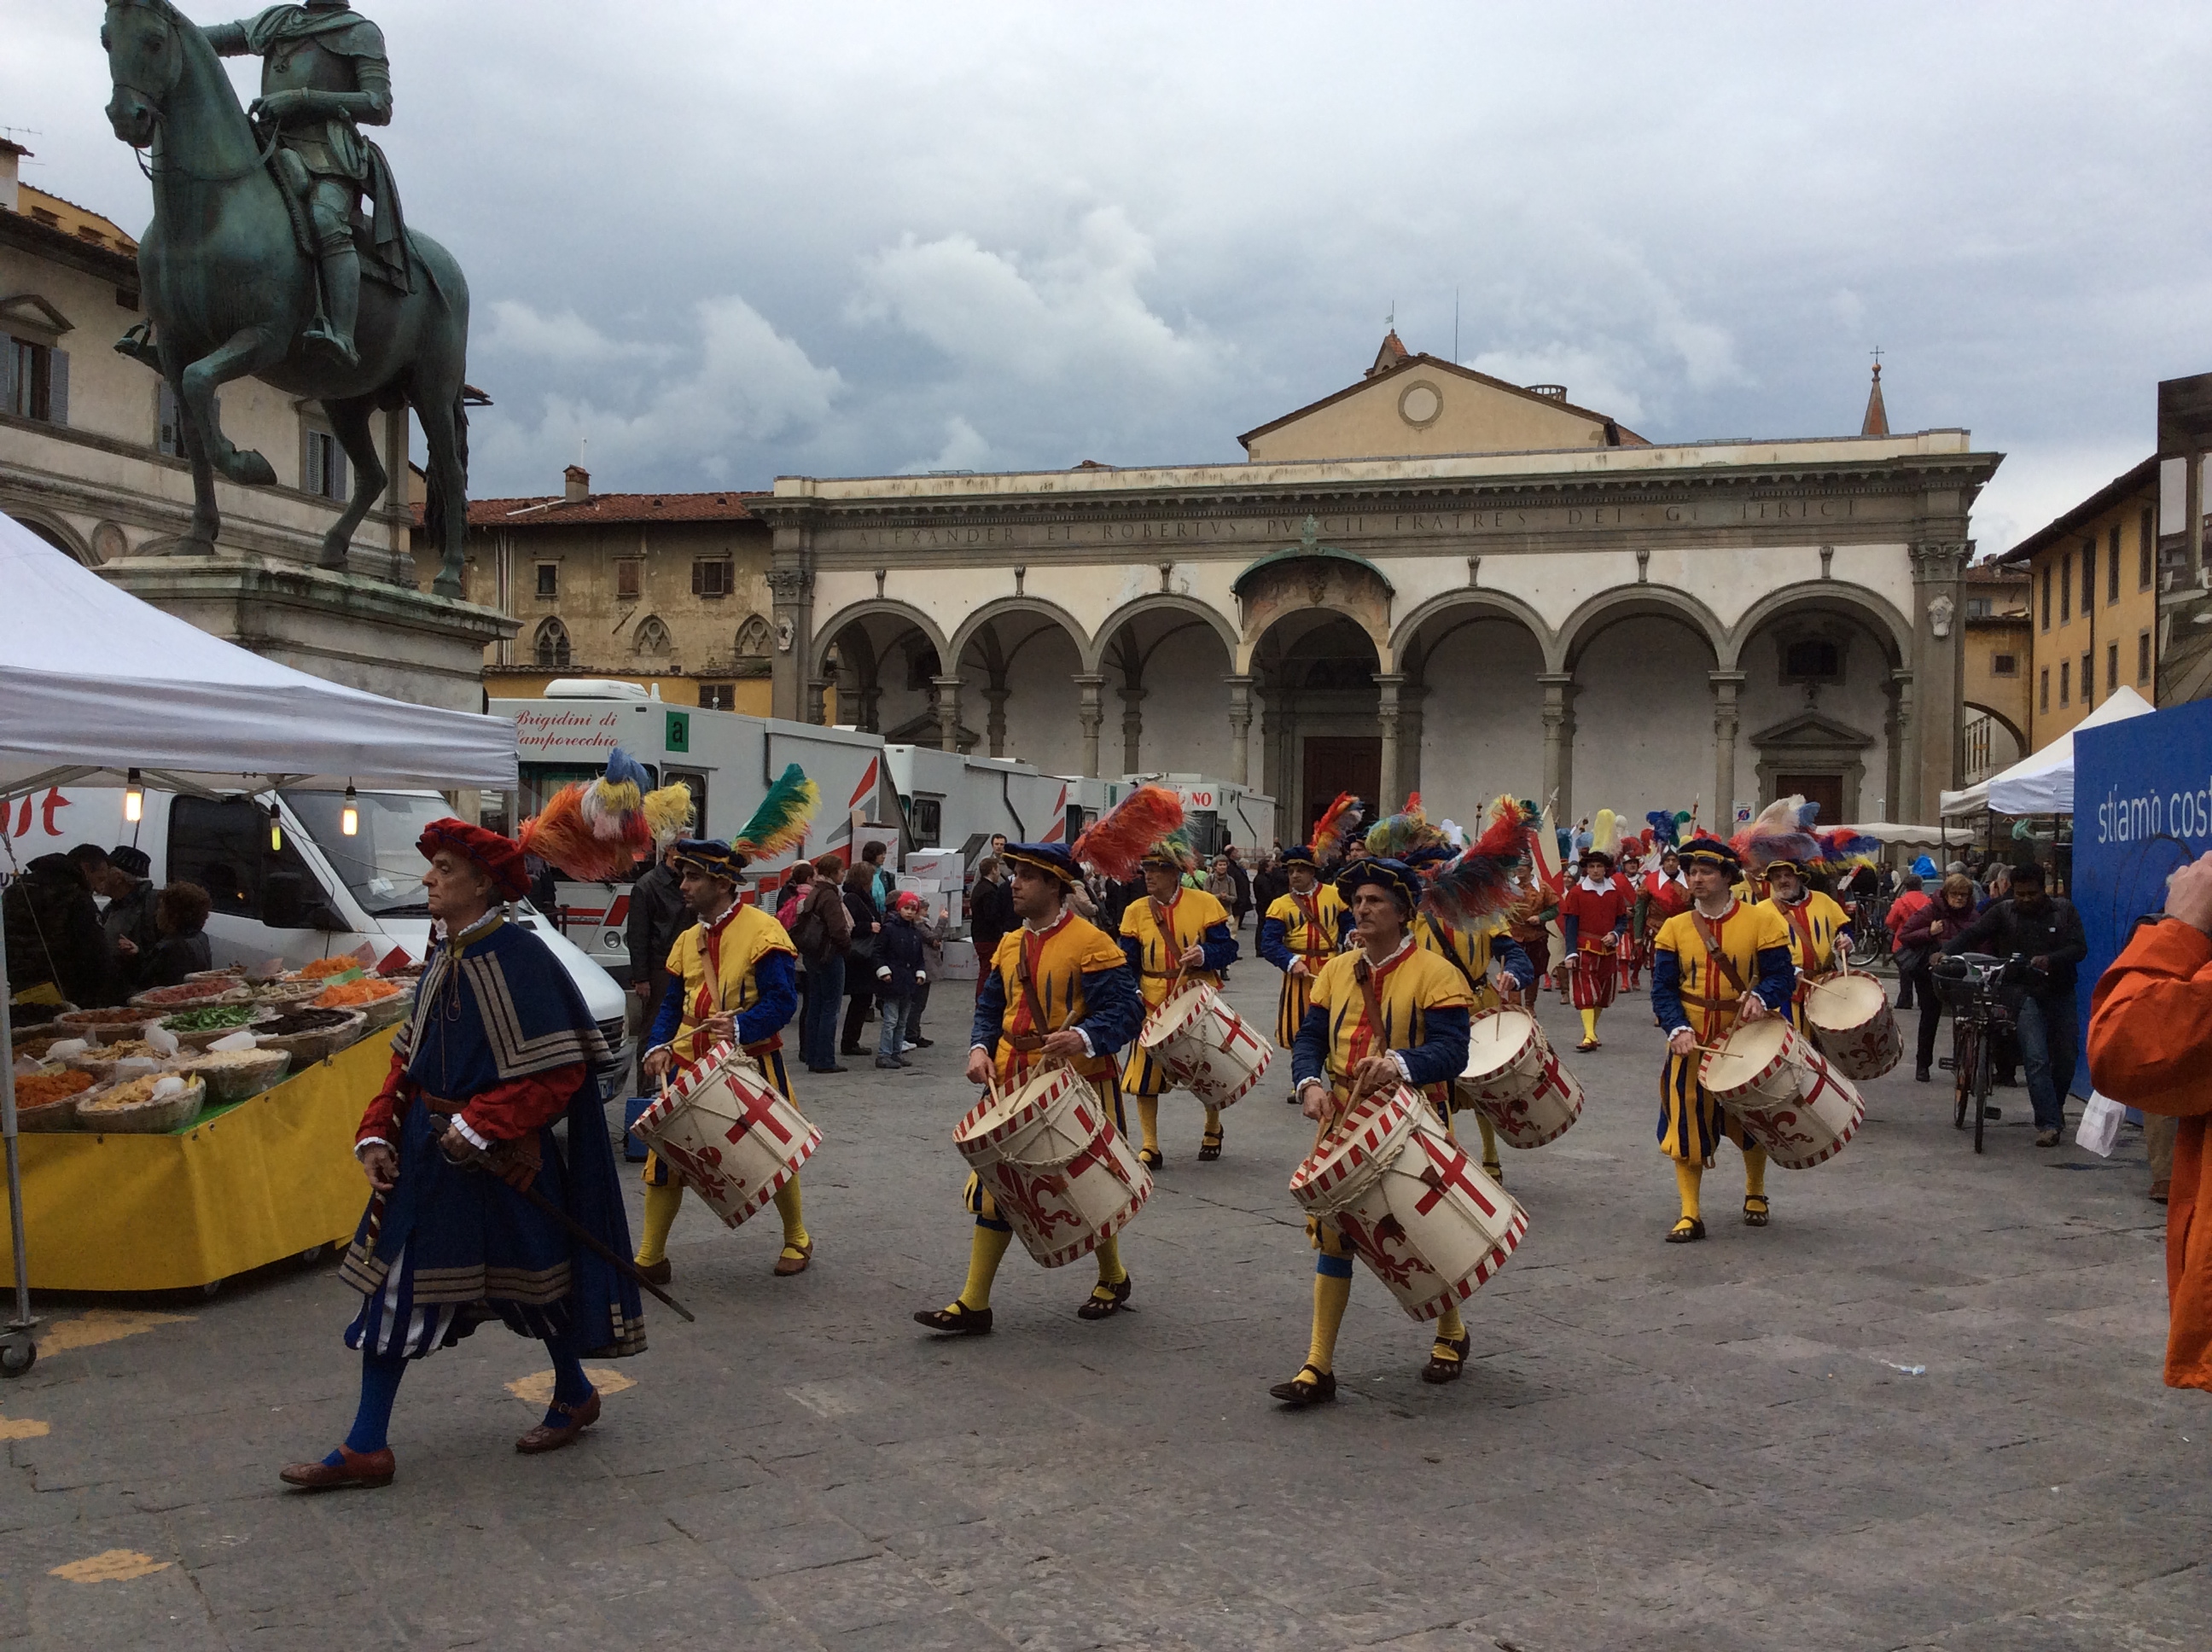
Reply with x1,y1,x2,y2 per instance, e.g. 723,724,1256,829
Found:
96,553,516,716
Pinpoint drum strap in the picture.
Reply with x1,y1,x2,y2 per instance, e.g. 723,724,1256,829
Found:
1434,932,1490,999
1011,936,1053,1055
1354,959,1393,1062
1690,913,1747,995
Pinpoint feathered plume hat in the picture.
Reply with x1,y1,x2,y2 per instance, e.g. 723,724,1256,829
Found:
1580,807,1621,869
520,746,699,882
1735,795,1823,878
1071,783,1185,881
1814,824,1883,875
1365,793,1452,866
1285,790,1364,870
1423,794,1537,931
666,765,821,886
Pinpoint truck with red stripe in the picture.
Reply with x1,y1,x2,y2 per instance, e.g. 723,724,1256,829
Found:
492,681,900,985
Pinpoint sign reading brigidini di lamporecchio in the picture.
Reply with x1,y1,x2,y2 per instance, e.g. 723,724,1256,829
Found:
2074,696,2212,1082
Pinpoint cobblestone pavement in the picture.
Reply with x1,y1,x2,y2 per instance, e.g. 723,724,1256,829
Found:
4,955,2207,1650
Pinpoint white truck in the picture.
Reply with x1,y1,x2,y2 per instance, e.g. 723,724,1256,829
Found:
492,681,901,985
15,783,636,1101
1118,774,1279,858
882,746,1072,864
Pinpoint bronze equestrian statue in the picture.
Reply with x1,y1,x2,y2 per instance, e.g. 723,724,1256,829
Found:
102,0,473,596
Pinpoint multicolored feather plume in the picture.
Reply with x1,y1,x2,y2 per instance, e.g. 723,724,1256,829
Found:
642,781,696,847
1815,826,1883,871
1423,794,1535,929
520,783,643,882
1365,793,1443,859
1735,794,1822,875
733,765,820,858
1645,808,1682,847
1071,783,1185,881
1307,791,1364,864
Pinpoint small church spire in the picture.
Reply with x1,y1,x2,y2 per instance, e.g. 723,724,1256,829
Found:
1860,350,1889,437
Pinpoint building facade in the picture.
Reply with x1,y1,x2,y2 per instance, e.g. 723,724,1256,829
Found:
2000,457,2160,752
751,342,1999,835
1959,561,2032,785
429,465,781,711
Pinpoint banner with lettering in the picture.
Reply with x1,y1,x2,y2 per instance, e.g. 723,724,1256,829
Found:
2073,695,2212,1091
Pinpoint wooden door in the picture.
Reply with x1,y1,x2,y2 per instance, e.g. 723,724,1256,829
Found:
1302,737,1381,835
1775,772,1845,826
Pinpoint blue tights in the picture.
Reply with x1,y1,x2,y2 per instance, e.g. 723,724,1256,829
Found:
325,1339,593,1463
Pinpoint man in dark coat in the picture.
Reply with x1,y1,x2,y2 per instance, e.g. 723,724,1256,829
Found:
5,853,114,1007
625,843,687,1080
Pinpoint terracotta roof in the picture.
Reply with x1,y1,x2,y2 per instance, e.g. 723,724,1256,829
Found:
1367,329,1412,378
1238,351,1648,451
1996,457,2160,567
464,490,765,528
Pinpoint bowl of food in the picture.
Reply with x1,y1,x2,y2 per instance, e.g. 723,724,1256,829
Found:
159,1002,272,1052
128,980,252,1013
252,1008,368,1067
76,1072,207,1135
175,1046,293,1105
14,1067,98,1132
313,976,414,1031
291,957,369,983
61,1038,172,1085
53,1006,154,1044
248,979,325,1009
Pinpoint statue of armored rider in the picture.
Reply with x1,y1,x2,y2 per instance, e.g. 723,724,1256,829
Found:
207,0,411,370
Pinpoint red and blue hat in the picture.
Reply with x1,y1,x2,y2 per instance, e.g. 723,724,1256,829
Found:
1002,841,1081,886
1334,856,1423,911
671,838,748,882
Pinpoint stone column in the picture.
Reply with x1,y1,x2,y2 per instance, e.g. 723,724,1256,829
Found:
1709,670,1746,830
1399,682,1427,800
1538,672,1577,819
1375,673,1406,809
1908,539,1970,822
805,676,830,726
1074,673,1108,778
765,555,815,723
931,675,963,753
1883,669,1912,823
382,404,410,586
1119,685,1147,774
985,680,1010,757
1225,674,1254,787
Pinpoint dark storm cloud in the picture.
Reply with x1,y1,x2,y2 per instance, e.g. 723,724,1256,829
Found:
11,2,2210,546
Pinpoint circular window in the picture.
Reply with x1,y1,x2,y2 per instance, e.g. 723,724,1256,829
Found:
1399,381,1442,428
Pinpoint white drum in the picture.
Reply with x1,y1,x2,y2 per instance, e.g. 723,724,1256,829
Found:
1699,1018,1865,1170
1289,1086,1528,1322
1456,1008,1584,1148
631,1043,821,1225
1138,980,1273,1110
954,1064,1152,1268
1804,971,1904,1081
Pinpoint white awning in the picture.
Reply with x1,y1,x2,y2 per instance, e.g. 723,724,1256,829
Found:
0,511,516,796
1939,685,2154,818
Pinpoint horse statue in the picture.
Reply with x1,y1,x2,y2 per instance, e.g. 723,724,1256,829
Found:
100,0,472,596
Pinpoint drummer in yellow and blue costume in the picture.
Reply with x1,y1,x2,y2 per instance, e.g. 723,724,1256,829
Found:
634,837,811,1282
1738,798,1854,1030
915,841,1145,1332
1120,841,1241,1164
1258,844,1349,1093
1271,857,1476,1408
1414,890,1537,1184
1649,833,1796,1242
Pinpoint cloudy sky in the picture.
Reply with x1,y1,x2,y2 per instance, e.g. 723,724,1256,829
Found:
12,3,2211,549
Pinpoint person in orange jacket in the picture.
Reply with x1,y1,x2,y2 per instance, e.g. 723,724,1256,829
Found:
2087,849,2212,1393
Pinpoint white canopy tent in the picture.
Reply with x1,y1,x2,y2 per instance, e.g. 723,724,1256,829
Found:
1939,686,2155,819
1836,821,1957,849
0,514,515,796
1,509,518,1376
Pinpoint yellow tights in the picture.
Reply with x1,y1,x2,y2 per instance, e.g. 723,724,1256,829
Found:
952,1227,1124,1312
1674,1149,1768,1223
1580,1007,1601,1044
1136,1096,1160,1155
1306,1270,1352,1373
632,1173,809,1267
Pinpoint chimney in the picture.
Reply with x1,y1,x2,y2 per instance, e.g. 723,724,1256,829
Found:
0,138,26,216
562,463,589,503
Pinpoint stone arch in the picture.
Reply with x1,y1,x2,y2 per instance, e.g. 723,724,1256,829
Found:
1083,593,1239,675
1390,588,1557,671
1721,581,1912,673
10,511,92,565
948,596,1091,672
816,598,953,742
1966,701,2026,753
1394,590,1556,809
632,614,672,657
812,597,952,666
1557,585,1727,674
533,617,572,669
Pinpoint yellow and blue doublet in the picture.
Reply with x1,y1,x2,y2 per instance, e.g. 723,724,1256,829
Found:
1649,900,1796,1164
1118,887,1238,1096
1412,912,1538,1018
1770,890,1852,1028
1260,885,1348,1044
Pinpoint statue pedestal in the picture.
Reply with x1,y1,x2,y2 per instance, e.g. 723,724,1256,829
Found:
96,553,515,717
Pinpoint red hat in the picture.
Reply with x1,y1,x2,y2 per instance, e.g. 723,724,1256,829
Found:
417,817,532,901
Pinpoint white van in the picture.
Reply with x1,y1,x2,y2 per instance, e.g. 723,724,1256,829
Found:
20,784,634,1101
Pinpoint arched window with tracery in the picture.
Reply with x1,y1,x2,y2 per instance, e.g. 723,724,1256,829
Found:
735,613,773,657
634,614,672,657
534,618,571,669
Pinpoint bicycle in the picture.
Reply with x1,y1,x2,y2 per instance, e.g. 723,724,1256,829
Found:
1845,895,1892,969
1930,951,2027,1155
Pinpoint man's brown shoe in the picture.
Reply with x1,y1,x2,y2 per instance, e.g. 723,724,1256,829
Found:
279,1444,395,1490
515,1391,601,1454
636,1258,672,1287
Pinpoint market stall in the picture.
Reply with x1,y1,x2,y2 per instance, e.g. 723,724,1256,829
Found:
1939,686,2155,818
2,513,517,1370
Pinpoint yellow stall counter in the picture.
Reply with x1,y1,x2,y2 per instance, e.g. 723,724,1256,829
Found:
1,1028,395,1293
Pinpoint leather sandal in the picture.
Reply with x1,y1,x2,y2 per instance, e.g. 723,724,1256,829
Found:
635,1258,672,1287
1743,1194,1770,1228
1575,1038,1599,1052
773,1239,813,1277
515,1390,601,1455
1421,1332,1471,1385
279,1444,395,1491
1076,1276,1132,1320
1666,1215,1707,1244
1268,1364,1339,1407
1482,1160,1505,1186
1197,1131,1223,1162
1138,1146,1164,1169
913,1301,993,1335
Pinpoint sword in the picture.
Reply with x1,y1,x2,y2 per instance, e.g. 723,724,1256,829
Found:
425,1114,696,1323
